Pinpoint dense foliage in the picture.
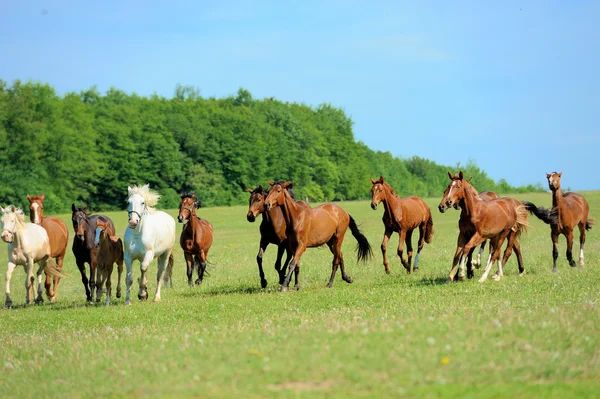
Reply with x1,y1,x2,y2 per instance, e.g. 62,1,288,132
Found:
0,80,544,213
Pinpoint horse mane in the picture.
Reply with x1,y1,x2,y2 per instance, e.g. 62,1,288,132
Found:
1,205,26,228
129,184,160,213
28,194,45,202
273,181,296,199
74,206,92,216
180,192,200,208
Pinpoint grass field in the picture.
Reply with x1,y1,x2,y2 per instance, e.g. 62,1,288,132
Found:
1,191,599,398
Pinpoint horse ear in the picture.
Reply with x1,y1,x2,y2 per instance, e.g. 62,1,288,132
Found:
180,193,185,198
458,171,464,180
558,172,562,177
246,187,253,193
0,206,4,213
546,173,551,178
127,186,133,196
40,194,45,201
267,181,275,186
379,175,384,182
71,203,76,213
282,181,294,189
447,171,453,180
467,177,472,183
26,194,31,201
142,183,150,191
370,177,376,184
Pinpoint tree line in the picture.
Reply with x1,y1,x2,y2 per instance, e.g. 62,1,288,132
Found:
0,80,544,214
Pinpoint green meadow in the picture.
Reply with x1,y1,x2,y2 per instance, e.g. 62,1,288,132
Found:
1,191,599,398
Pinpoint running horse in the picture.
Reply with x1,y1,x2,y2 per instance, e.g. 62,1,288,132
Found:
264,181,373,291
26,194,69,302
370,176,434,274
178,193,213,287
524,172,593,272
93,219,124,305
1,205,65,307
471,191,499,269
438,172,528,282
246,185,292,288
71,204,116,302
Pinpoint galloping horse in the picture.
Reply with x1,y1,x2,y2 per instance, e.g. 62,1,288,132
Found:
370,176,434,274
94,219,124,305
246,185,292,288
124,184,175,304
524,172,593,272
1,205,65,307
178,193,213,287
264,181,373,291
438,172,528,282
71,204,115,302
26,194,69,302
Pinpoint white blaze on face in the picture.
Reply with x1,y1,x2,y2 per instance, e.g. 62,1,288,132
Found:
128,194,143,227
31,203,40,224
447,181,456,202
94,227,102,246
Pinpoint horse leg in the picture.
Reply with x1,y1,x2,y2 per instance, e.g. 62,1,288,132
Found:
459,233,485,281
578,222,586,267
566,230,576,267
5,261,16,308
381,228,393,274
282,245,305,292
405,229,414,273
116,257,123,299
44,274,52,303
256,239,268,288
24,259,35,305
154,250,170,302
49,254,64,303
137,251,153,301
512,240,525,275
124,254,134,305
493,234,515,281
273,244,285,286
95,262,103,303
473,241,486,269
397,230,409,274
479,235,507,283
551,231,559,273
337,240,352,285
466,247,475,279
90,256,97,302
105,265,113,306
76,261,91,302
184,252,194,287
326,240,341,288
293,262,300,290
196,253,207,285
35,261,45,304
413,224,426,272
448,234,467,282
280,247,292,285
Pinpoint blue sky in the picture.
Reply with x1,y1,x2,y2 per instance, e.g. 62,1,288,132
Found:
1,1,598,189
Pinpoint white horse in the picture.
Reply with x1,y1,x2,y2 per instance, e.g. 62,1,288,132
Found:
124,184,175,304
1,205,65,308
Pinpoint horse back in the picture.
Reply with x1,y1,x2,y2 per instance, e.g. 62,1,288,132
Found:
391,196,430,228
561,192,590,225
24,223,52,262
40,216,69,257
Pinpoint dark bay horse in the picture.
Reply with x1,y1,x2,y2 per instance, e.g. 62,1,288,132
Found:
370,176,434,274
94,219,124,305
246,185,292,288
26,194,69,303
264,181,373,291
524,172,593,272
438,172,528,282
178,193,213,287
71,204,115,302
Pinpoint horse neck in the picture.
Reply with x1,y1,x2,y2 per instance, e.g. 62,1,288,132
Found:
382,185,399,218
551,187,564,209
12,219,25,250
460,183,479,218
280,190,298,227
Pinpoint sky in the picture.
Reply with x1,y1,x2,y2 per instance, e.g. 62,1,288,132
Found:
1,0,599,190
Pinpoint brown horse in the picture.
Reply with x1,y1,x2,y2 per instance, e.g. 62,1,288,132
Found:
524,172,593,272
471,191,499,269
369,176,434,274
264,181,372,291
438,172,528,282
178,193,213,287
26,194,69,302
246,185,292,288
94,219,124,305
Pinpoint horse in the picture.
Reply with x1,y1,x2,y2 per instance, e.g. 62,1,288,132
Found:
369,176,434,274
438,172,528,283
124,184,175,304
264,181,373,291
93,219,124,305
471,191,499,269
178,193,213,287
246,185,292,288
26,194,69,302
71,204,115,302
523,172,593,272
1,205,65,307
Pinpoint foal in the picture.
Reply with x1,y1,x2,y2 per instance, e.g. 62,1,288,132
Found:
26,194,69,302
94,220,124,305
370,176,434,274
246,185,292,288
178,193,213,287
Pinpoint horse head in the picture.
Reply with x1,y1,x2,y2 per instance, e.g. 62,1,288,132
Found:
546,172,562,191
71,203,90,241
178,193,198,223
438,171,467,213
370,176,386,210
264,181,293,211
1,205,23,244
246,186,266,222
26,194,45,224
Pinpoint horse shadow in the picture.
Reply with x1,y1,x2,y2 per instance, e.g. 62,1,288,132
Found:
181,283,268,297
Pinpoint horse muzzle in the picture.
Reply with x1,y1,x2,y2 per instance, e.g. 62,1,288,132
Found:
247,213,256,222
128,221,139,229
1,231,13,243
76,234,85,241
177,215,187,224
438,204,447,213
371,203,378,210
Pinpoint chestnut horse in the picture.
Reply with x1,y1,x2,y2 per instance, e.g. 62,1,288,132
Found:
438,172,528,282
246,185,292,288
178,193,213,287
71,204,116,302
26,194,69,302
471,191,499,269
264,181,373,291
369,176,434,274
524,172,593,272
93,219,124,305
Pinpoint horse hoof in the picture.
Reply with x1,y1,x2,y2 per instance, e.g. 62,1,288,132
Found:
294,285,300,291
153,296,161,303
195,279,202,286
50,296,57,304
445,278,453,284
5,299,13,309
552,268,558,273
385,268,391,275
519,271,526,277
35,297,44,305
280,286,289,292
261,280,268,289
138,292,148,301
467,272,474,279
124,300,131,306
569,261,577,268
412,267,419,273
457,275,465,281
116,290,122,299
343,276,353,284
491,275,501,281
478,278,486,283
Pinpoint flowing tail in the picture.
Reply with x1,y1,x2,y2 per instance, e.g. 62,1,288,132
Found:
586,218,594,231
424,212,434,244
348,216,373,263
44,258,68,278
512,205,529,238
522,201,557,225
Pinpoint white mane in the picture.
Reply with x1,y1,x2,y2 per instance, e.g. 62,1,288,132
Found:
127,184,161,213
1,205,26,225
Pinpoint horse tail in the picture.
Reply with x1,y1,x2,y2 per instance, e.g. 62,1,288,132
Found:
522,201,557,225
513,205,529,238
424,211,434,244
586,218,594,231
348,216,373,263
44,258,68,278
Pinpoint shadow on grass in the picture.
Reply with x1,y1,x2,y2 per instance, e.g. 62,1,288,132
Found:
181,284,269,297
415,276,452,286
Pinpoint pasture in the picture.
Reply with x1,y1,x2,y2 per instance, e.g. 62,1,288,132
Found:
1,191,599,398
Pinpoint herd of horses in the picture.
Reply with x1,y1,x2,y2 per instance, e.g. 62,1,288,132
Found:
0,171,593,307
